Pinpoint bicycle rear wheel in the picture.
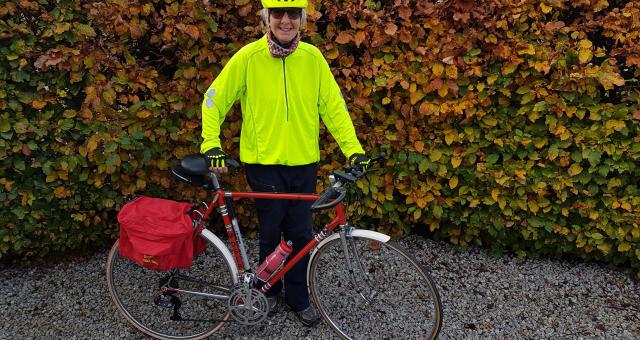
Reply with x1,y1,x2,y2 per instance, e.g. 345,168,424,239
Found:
106,239,235,340
309,234,443,339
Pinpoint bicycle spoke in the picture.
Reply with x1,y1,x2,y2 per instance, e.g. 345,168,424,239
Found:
106,241,235,339
309,236,442,340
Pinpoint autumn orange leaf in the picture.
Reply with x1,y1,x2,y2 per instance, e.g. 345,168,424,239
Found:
335,31,352,44
384,23,398,36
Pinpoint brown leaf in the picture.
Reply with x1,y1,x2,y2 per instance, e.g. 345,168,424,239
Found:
184,25,200,40
399,29,411,44
633,110,640,120
447,80,459,95
544,21,565,32
21,144,31,156
335,31,352,44
627,55,640,67
399,6,411,21
238,4,252,17
354,31,366,47
430,78,443,90
384,23,398,36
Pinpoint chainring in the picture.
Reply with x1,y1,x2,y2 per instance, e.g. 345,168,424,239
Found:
227,284,269,325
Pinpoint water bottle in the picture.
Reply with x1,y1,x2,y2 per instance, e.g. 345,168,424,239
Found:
256,240,293,281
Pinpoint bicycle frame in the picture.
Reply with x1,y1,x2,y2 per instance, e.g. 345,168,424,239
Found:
192,179,348,295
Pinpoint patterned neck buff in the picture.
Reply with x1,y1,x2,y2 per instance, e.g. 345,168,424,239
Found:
266,31,301,58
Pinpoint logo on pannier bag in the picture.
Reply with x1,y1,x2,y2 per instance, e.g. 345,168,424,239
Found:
143,254,159,266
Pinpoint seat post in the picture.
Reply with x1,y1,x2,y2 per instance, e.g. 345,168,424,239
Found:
208,173,221,191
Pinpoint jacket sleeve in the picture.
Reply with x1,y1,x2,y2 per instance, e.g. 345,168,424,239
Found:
200,52,246,153
317,56,365,159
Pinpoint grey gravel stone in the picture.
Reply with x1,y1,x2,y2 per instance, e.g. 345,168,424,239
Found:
1,235,638,339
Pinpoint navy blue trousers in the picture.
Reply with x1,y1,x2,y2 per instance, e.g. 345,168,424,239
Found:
245,163,317,311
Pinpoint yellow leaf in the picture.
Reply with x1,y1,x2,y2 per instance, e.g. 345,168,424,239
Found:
498,197,506,210
451,157,462,168
561,208,569,217
529,201,539,214
54,186,69,198
54,22,71,34
578,39,593,49
597,71,625,90
432,63,444,77
449,176,458,189
136,109,152,119
517,44,535,56
446,65,458,79
540,3,552,13
416,196,427,208
477,83,486,92
533,61,551,74
437,84,448,98
621,202,632,211
32,100,47,109
444,130,457,145
485,34,498,44
597,243,611,254
579,50,592,64
502,63,518,75
491,188,500,201
487,75,498,85
382,97,391,105
410,90,425,105
325,48,339,60
469,199,480,207
494,139,503,147
618,243,631,252
87,136,99,153
568,163,583,176
605,120,626,132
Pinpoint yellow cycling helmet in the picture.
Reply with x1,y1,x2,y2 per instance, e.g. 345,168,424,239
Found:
261,0,308,8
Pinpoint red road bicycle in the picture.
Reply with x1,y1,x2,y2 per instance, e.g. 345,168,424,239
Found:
106,154,443,339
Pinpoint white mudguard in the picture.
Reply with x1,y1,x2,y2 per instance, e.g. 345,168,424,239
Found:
307,229,391,282
201,229,239,283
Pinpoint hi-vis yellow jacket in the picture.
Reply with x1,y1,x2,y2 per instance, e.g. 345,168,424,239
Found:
200,35,364,166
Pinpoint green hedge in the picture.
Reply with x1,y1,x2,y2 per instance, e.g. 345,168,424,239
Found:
1,0,639,270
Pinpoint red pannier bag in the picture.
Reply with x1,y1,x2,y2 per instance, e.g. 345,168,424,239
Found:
118,196,207,271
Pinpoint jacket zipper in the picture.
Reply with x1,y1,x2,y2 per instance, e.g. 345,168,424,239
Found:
282,58,289,121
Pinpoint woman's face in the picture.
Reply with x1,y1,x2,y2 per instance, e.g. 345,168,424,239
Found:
268,8,301,44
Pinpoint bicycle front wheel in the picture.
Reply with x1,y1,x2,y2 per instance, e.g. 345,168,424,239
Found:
309,234,443,339
106,238,235,340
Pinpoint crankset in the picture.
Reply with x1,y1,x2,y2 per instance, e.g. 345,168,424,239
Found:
227,284,269,325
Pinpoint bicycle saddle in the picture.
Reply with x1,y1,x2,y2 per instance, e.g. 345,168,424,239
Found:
180,155,210,175
171,156,210,188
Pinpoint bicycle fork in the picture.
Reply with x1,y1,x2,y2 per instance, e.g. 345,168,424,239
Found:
339,226,379,305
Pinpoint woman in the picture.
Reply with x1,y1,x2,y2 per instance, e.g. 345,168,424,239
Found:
200,0,370,326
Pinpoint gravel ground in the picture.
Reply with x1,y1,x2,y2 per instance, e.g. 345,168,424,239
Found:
1,235,639,339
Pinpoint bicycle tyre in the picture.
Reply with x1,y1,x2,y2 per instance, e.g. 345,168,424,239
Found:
106,238,235,340
309,234,443,340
